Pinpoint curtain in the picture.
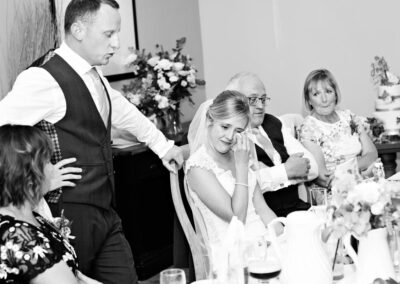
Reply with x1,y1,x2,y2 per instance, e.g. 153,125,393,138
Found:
0,0,58,99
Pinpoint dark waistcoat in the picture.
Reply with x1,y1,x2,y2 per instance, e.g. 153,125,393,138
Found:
256,114,299,211
41,54,114,209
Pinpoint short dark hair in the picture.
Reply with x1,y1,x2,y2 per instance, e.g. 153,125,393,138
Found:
303,69,341,111
64,0,119,34
0,125,53,208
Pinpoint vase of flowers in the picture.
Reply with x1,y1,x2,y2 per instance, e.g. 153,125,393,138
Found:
165,103,183,136
326,164,400,284
122,37,205,136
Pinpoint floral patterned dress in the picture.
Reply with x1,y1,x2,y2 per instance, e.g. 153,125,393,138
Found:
0,212,78,283
299,109,369,173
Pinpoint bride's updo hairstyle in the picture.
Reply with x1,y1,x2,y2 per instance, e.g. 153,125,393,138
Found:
206,90,250,126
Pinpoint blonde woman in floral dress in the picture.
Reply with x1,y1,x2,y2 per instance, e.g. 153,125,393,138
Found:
298,69,378,188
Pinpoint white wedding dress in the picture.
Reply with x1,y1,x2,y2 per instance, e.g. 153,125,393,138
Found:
185,145,268,249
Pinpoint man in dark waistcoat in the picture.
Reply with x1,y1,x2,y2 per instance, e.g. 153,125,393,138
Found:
0,0,184,283
225,72,318,217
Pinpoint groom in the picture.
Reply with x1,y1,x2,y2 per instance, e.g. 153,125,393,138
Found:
0,0,184,283
226,72,318,217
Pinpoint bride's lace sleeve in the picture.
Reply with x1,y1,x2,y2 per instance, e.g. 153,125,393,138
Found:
184,147,217,174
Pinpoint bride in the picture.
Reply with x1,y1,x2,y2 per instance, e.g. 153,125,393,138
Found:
185,90,277,249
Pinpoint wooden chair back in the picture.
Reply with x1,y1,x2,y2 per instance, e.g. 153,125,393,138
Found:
170,169,210,280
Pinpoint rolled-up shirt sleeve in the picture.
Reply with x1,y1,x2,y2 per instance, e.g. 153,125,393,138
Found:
108,87,174,158
0,67,65,126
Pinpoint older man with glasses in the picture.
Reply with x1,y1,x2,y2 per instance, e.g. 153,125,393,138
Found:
225,72,318,217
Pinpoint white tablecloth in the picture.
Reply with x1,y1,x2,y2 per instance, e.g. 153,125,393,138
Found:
389,171,400,180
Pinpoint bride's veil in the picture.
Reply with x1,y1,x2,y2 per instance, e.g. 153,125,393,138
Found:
187,99,213,155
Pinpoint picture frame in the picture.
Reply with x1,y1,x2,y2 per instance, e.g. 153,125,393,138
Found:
103,0,139,82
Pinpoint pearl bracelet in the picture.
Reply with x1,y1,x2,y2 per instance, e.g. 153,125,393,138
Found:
235,182,249,188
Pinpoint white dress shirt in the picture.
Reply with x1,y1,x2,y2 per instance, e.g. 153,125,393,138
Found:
252,123,318,193
0,43,173,158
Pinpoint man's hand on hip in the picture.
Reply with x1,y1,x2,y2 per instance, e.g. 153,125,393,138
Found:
161,145,184,174
284,152,310,179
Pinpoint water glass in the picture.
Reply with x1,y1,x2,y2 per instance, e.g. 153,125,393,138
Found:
244,236,269,265
160,268,186,284
309,187,328,206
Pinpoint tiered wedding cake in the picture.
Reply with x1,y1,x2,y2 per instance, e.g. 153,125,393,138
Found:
371,57,400,136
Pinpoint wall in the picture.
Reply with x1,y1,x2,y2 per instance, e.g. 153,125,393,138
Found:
110,0,206,123
198,0,400,117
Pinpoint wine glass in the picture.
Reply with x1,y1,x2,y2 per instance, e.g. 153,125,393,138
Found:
247,258,281,283
160,268,186,284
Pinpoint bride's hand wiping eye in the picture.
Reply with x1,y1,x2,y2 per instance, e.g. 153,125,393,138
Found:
233,133,250,168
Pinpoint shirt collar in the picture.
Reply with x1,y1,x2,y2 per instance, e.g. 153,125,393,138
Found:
55,42,94,76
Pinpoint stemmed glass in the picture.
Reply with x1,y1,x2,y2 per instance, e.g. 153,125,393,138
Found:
247,257,281,283
160,268,186,284
246,237,281,283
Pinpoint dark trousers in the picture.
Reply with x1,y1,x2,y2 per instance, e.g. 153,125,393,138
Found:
50,202,138,284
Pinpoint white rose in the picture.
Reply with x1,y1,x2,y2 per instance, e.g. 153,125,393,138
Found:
169,75,179,83
163,82,171,90
181,80,187,87
173,62,184,71
157,79,171,90
157,78,166,88
147,56,160,67
347,182,381,205
158,96,169,109
187,74,196,84
124,53,138,66
154,94,162,101
157,59,173,70
128,94,141,106
178,70,190,76
371,201,386,215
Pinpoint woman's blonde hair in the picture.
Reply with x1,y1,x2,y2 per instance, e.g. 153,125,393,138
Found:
206,90,250,125
303,69,341,111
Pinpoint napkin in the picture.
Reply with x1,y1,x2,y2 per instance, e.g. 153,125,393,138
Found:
211,216,246,284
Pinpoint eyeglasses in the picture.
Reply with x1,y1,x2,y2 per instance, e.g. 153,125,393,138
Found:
248,96,271,106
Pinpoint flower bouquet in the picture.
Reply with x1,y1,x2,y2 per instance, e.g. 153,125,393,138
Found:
122,37,205,127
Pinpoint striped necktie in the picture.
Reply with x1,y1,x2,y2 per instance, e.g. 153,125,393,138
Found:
251,128,276,163
88,68,110,126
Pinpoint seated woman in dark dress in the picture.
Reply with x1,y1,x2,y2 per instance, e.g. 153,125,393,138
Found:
0,125,99,284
